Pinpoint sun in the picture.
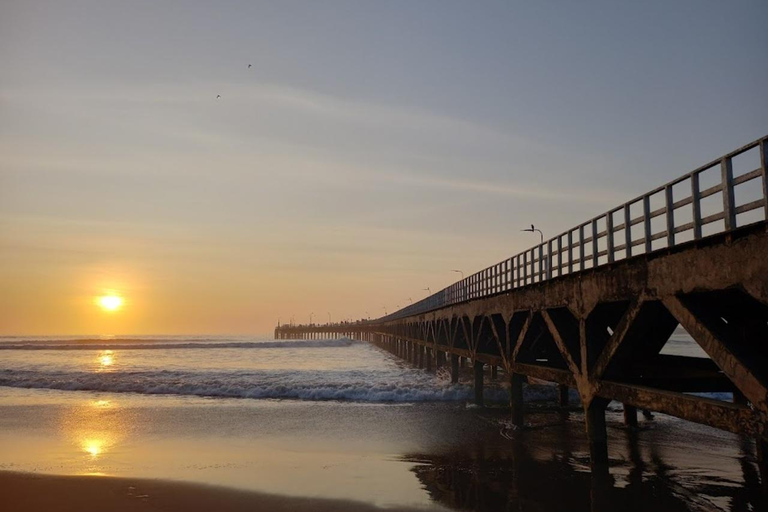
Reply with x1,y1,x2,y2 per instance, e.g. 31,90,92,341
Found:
97,295,123,312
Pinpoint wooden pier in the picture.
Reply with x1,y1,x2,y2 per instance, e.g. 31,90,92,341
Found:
276,136,768,478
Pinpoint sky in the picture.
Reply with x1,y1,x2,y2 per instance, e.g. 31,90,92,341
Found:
1,0,766,335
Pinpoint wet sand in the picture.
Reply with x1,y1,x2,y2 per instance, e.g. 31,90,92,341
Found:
0,387,765,511
0,471,430,512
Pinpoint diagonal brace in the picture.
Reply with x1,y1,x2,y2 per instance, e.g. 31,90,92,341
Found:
592,299,642,379
663,295,768,414
541,310,582,378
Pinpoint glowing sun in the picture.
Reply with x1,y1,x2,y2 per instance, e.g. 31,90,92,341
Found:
97,295,124,312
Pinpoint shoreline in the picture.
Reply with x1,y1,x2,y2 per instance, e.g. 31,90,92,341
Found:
0,471,437,512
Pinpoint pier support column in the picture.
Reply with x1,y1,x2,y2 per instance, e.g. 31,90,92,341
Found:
558,384,569,407
586,399,610,471
436,350,445,368
758,436,768,489
623,404,638,428
425,347,433,371
417,345,424,368
451,354,460,384
491,365,498,380
510,373,525,427
473,361,484,407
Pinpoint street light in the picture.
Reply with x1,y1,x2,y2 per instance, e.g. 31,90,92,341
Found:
382,306,387,315
408,297,413,304
522,224,544,244
451,269,464,280
423,287,431,294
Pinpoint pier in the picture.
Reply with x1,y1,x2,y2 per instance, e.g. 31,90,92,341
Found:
276,136,768,476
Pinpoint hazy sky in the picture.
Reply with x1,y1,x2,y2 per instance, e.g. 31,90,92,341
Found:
1,0,766,335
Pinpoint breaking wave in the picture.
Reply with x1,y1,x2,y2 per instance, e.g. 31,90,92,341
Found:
0,368,509,403
0,338,357,351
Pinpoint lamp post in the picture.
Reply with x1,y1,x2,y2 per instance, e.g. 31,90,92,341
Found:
382,306,387,315
451,269,464,280
522,224,546,279
423,287,431,295
521,224,544,244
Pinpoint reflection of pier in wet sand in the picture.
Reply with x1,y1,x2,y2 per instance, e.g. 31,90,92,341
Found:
405,409,765,511
277,136,768,489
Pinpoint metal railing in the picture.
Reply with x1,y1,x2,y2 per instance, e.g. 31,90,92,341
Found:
380,135,768,322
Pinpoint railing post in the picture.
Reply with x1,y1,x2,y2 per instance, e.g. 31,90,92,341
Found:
567,230,573,274
606,212,614,264
665,185,675,247
624,204,632,258
538,244,544,282
530,249,535,283
721,156,736,231
643,195,652,253
691,173,702,240
579,224,585,270
546,239,552,280
556,236,562,277
761,138,768,220
591,218,598,267
522,252,527,286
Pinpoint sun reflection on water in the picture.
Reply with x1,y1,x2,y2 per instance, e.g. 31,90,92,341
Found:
82,439,104,458
95,350,115,372
60,397,132,472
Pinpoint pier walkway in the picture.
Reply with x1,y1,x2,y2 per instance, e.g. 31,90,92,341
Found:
276,136,768,476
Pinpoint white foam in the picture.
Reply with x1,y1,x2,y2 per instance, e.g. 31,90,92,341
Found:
0,368,487,402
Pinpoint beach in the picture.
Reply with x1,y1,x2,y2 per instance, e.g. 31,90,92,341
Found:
0,335,764,511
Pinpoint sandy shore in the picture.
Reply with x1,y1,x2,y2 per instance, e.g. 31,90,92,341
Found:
0,471,432,512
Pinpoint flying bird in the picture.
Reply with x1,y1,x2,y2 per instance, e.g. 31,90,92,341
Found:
248,64,252,68
216,95,221,99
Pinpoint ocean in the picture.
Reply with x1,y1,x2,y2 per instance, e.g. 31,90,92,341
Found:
0,331,761,511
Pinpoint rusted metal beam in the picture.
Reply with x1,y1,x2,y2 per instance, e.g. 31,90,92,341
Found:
511,312,532,363
540,310,581,377
662,295,768,415
591,299,642,379
513,363,576,387
598,381,765,437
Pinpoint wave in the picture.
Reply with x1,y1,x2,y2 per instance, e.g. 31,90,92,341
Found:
0,368,499,402
0,338,357,351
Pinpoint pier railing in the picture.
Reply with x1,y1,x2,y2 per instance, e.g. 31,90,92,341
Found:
381,135,768,322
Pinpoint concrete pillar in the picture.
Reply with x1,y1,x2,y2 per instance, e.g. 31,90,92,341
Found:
417,345,424,368
586,400,609,471
623,404,638,428
757,436,768,489
510,373,525,427
474,361,484,407
558,384,569,407
451,354,460,384
436,350,445,368
491,365,498,380
425,347,433,371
